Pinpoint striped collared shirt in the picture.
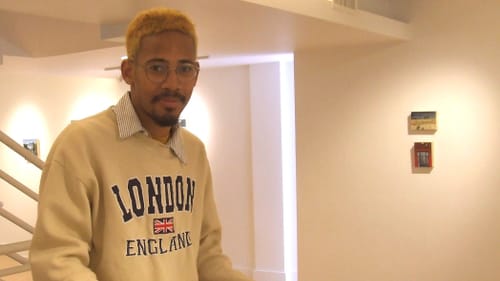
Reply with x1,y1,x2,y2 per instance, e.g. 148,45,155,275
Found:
111,92,186,164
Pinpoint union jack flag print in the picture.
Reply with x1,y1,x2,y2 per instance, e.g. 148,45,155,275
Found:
153,217,175,234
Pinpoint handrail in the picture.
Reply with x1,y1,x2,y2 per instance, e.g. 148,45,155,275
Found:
0,130,44,169
0,169,39,201
6,253,28,264
0,240,31,255
0,205,34,233
1,130,44,278
0,264,31,277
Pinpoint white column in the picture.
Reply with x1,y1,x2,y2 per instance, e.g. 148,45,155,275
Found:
249,57,297,281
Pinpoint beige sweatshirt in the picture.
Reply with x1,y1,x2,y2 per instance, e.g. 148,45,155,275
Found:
30,94,252,281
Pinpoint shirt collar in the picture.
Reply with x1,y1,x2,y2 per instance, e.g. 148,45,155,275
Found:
112,92,187,164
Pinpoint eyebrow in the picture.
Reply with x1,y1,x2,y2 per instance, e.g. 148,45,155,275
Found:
145,58,197,65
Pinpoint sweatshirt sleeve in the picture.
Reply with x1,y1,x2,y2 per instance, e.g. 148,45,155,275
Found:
196,167,254,281
30,141,98,281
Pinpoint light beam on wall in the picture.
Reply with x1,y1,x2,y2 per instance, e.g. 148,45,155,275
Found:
180,92,211,148
4,103,47,192
6,104,49,161
68,93,117,122
279,57,298,281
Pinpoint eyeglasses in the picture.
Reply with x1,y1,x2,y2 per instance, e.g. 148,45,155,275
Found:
138,60,199,84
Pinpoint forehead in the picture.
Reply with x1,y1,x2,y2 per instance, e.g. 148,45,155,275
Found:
137,31,196,62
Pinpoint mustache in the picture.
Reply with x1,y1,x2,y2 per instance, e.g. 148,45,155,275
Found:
152,90,187,104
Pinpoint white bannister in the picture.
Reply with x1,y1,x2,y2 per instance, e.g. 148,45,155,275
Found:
0,205,35,233
0,264,31,278
0,169,38,201
0,241,31,256
1,129,44,279
6,253,28,264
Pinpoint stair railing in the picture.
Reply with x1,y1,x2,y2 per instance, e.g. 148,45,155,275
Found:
0,130,43,279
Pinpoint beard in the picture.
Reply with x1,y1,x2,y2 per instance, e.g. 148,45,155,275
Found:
151,111,179,127
150,90,187,127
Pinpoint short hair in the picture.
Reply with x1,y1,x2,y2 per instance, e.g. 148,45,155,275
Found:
125,7,198,61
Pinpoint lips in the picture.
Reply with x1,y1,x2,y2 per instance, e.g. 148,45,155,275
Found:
158,96,182,107
152,92,186,105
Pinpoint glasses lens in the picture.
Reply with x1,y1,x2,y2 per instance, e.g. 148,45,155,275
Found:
176,63,198,80
145,61,168,83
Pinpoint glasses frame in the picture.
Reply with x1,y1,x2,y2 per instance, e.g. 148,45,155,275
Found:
134,59,200,84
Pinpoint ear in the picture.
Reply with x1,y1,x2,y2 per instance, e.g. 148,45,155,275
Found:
121,59,134,85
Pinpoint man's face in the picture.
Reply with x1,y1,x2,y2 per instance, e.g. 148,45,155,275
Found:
122,31,198,129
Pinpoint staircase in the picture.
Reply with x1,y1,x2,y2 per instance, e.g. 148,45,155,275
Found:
0,130,44,281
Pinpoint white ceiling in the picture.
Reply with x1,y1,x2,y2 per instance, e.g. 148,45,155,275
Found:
0,0,411,78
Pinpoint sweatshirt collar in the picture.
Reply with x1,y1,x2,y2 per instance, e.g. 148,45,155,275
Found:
112,92,186,164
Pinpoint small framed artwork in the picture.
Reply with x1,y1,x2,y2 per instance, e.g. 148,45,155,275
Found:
409,111,437,133
23,139,40,157
413,142,432,168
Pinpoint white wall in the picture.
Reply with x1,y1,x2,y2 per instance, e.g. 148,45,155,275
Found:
295,1,500,280
0,73,126,245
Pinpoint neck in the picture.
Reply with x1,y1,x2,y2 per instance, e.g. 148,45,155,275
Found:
148,126,172,144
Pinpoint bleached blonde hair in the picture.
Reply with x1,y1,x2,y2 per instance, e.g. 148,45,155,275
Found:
125,7,197,61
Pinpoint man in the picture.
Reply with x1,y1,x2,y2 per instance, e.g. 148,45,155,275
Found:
30,7,253,281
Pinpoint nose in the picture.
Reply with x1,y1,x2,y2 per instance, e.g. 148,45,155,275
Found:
160,69,179,89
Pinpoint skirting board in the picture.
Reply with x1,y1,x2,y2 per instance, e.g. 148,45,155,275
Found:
253,270,287,281
228,266,296,281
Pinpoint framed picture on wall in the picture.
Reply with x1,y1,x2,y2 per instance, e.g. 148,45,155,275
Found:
23,139,40,157
414,142,432,168
409,111,437,132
